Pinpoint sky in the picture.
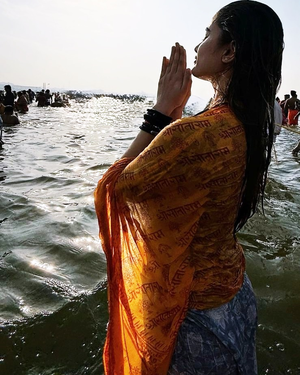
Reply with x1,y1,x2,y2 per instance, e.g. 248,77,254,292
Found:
1,0,300,102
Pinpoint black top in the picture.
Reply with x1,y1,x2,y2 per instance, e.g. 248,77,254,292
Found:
4,92,15,106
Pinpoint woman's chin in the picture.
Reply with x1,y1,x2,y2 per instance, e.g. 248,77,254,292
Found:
191,69,211,82
191,67,198,77
191,67,203,79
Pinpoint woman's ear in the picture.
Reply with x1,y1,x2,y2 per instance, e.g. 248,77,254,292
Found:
222,41,236,64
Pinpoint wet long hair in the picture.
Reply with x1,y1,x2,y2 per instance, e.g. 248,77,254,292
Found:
214,1,284,232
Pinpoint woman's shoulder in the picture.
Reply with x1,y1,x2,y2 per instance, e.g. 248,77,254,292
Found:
193,104,236,120
164,105,240,136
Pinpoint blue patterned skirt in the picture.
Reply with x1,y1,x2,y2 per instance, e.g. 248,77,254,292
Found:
168,273,257,375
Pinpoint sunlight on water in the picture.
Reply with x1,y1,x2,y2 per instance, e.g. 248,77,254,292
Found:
73,236,99,252
19,299,32,316
30,259,55,273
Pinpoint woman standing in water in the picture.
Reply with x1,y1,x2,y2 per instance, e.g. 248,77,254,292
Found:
95,1,284,374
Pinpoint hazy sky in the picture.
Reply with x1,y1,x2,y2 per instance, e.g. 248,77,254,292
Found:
1,0,299,101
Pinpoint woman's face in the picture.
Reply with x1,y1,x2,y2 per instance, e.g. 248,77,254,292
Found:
192,22,228,81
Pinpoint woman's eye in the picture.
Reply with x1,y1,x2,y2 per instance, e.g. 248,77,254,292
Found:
202,27,210,41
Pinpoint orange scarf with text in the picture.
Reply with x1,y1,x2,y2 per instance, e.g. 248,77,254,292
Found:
95,105,246,375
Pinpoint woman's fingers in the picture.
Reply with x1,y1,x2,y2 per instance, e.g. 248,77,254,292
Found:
168,43,186,76
175,45,186,75
168,45,176,67
182,68,192,93
169,43,180,74
180,46,187,73
160,56,169,79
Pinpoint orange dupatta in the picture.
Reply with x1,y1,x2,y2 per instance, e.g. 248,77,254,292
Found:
95,105,245,375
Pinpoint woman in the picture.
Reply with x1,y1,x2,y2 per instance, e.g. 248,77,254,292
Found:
94,1,284,374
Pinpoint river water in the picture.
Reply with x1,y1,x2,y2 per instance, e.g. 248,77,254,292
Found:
0,96,299,375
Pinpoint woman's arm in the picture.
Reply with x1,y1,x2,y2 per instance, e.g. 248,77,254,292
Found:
122,43,192,159
122,131,155,158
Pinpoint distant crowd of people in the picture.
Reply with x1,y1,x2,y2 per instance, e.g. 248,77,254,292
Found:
276,90,300,126
0,85,71,147
0,85,69,126
275,90,300,155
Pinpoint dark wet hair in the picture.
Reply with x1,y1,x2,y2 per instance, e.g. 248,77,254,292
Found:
214,0,284,231
291,90,296,96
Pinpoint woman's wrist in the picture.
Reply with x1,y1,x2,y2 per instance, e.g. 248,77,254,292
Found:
152,104,173,118
139,109,172,136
